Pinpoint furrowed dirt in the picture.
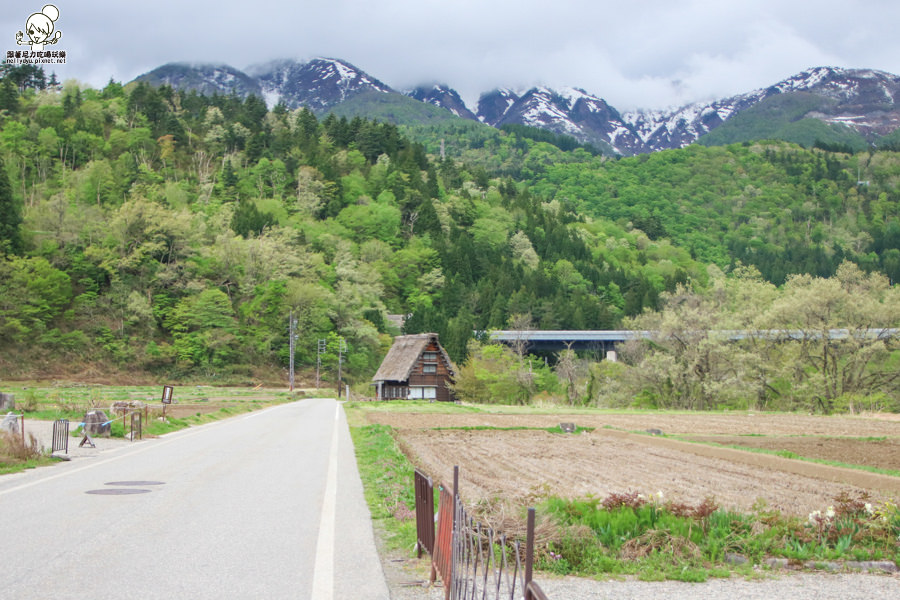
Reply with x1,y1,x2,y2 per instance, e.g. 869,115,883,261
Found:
368,411,900,516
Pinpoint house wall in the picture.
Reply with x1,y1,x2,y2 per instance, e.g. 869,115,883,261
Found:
407,341,454,402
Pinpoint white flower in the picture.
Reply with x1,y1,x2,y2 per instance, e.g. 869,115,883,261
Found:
808,510,822,523
825,506,835,519
864,503,874,515
656,491,665,500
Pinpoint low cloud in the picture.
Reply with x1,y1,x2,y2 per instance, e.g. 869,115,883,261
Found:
3,0,899,112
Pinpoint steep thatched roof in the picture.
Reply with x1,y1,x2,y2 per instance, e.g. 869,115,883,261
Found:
372,333,454,382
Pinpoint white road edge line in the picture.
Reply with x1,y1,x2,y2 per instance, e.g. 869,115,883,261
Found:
311,402,340,600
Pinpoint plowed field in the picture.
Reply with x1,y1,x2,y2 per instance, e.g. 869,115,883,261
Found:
368,411,900,516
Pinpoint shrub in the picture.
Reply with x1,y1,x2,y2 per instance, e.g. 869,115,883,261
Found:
0,431,43,461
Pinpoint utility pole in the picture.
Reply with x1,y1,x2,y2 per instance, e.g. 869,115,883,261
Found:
288,311,298,391
316,338,326,389
336,337,347,398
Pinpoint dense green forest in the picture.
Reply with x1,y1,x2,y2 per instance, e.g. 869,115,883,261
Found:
0,68,693,383
3,65,900,394
528,143,900,284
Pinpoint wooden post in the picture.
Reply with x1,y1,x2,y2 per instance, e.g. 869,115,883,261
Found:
525,508,535,599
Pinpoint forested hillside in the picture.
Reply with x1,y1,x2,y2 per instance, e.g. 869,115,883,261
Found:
527,143,900,284
0,69,696,383
3,66,900,389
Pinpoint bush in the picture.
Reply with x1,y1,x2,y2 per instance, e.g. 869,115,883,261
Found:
0,431,43,462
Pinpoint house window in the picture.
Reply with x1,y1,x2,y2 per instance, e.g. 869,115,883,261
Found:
423,364,437,374
386,386,405,399
422,352,438,361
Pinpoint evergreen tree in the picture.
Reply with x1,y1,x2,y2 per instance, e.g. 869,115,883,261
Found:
0,157,22,255
231,200,275,238
0,78,18,114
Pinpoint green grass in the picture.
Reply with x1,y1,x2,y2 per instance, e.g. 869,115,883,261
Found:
349,422,419,552
0,456,60,475
540,494,900,580
429,425,595,434
4,382,295,413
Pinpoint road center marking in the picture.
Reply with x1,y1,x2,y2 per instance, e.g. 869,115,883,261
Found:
311,402,340,600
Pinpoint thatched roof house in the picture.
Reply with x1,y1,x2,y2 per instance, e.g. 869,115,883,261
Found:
372,333,455,401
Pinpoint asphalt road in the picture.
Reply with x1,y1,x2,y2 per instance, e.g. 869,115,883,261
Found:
0,398,390,599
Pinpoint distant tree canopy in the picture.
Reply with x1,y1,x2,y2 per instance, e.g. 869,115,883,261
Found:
500,123,602,155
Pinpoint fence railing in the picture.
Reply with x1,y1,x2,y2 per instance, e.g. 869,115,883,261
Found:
52,419,68,454
414,465,550,600
129,411,142,441
414,468,435,557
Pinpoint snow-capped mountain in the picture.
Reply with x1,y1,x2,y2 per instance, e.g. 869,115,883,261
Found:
136,62,262,99
133,60,900,155
406,84,476,120
626,67,900,152
764,66,900,138
245,58,393,111
476,86,637,153
623,94,762,154
476,88,521,126
137,58,393,112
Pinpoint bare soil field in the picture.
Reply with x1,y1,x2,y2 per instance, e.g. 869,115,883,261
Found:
684,435,900,471
367,411,900,437
369,411,900,517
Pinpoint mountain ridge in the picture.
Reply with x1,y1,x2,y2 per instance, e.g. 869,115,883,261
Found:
134,60,900,155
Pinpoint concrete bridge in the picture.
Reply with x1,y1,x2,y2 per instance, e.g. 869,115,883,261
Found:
485,330,651,353
485,328,900,354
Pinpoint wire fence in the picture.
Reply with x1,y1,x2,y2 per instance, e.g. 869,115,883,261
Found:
415,466,550,600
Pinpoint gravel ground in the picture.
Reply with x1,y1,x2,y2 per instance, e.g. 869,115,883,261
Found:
377,547,900,600
17,417,145,458
373,526,900,600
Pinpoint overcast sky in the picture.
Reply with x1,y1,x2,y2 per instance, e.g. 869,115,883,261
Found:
4,1,900,111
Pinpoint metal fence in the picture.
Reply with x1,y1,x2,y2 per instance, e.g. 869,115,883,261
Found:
415,468,436,557
52,419,68,454
129,411,142,441
415,466,550,600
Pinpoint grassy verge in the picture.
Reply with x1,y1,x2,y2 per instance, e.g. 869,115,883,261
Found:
349,422,420,553
0,432,60,475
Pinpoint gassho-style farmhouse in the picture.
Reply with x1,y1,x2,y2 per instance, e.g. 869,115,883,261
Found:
372,333,455,401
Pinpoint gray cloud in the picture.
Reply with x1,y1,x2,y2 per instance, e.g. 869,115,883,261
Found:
3,0,899,111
